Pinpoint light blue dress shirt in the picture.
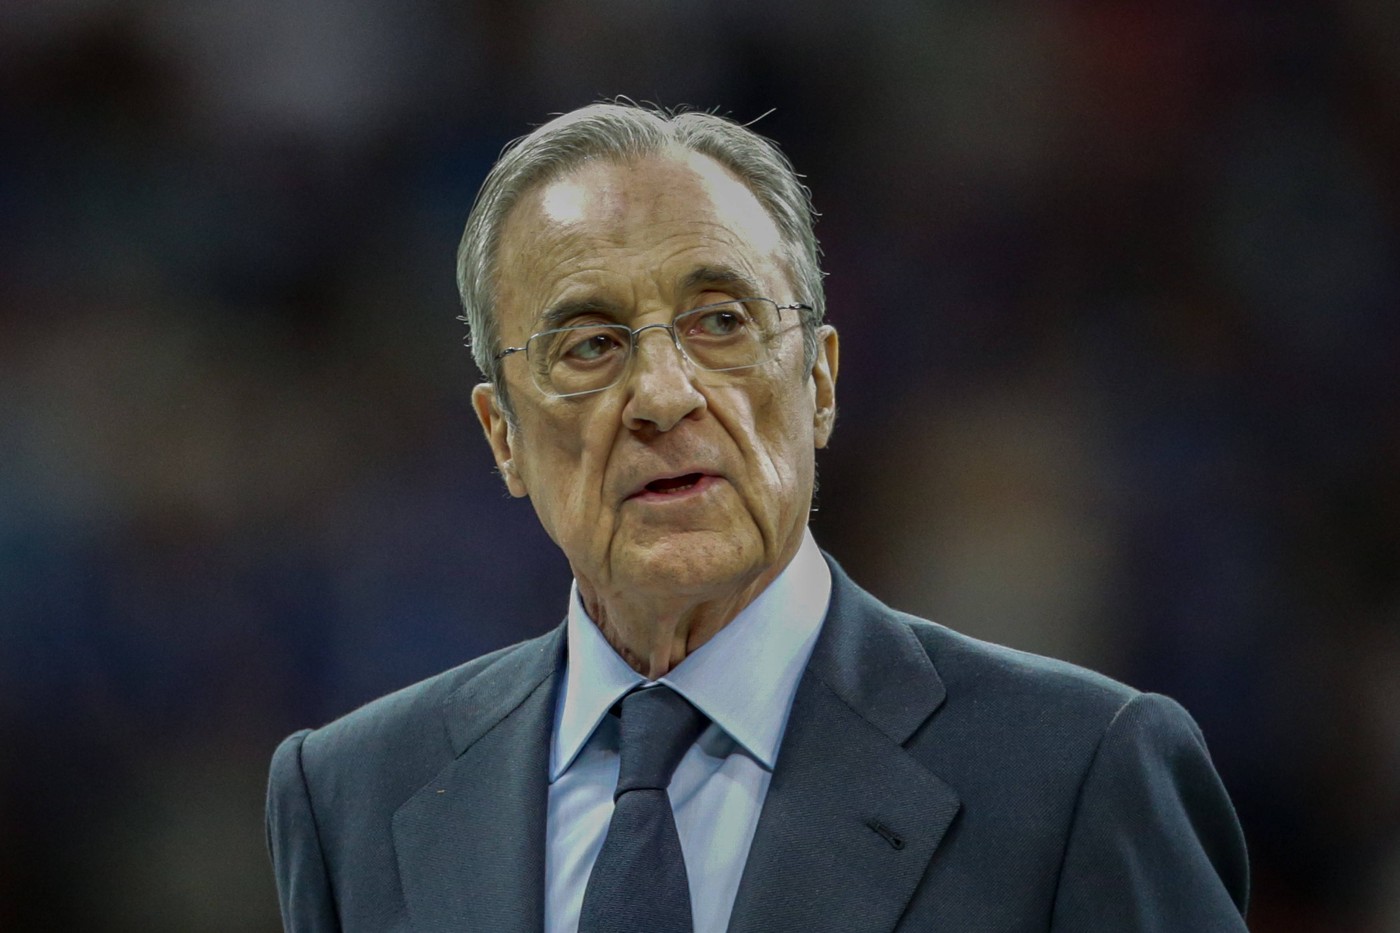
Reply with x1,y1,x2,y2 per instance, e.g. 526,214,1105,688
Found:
545,528,832,933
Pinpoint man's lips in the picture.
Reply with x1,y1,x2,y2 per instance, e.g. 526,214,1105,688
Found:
625,471,721,501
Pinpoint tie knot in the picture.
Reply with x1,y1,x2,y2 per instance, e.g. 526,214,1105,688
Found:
614,685,708,798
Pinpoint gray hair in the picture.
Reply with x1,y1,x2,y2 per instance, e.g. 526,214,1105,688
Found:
456,102,825,417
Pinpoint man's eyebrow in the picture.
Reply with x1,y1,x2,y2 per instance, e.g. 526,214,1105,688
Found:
536,298,624,331
533,267,758,331
680,265,762,296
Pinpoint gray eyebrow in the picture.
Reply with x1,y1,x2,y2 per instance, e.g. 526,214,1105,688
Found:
534,265,760,332
680,265,762,297
536,298,625,331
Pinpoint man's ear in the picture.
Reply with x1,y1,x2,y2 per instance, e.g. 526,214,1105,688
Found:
472,383,528,497
811,325,839,448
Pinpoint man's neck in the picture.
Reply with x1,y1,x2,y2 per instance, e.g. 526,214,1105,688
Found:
576,551,799,680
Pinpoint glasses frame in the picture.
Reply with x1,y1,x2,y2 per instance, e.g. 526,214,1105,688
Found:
494,297,813,399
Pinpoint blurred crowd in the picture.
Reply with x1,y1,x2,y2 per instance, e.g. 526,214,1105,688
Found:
2,1,1397,930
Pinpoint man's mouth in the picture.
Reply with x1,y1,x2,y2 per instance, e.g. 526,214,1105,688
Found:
644,472,705,494
628,472,718,501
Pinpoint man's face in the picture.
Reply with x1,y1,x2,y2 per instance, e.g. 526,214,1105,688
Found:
473,150,838,609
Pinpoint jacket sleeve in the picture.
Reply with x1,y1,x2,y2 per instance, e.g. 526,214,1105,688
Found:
1050,692,1250,931
266,729,341,933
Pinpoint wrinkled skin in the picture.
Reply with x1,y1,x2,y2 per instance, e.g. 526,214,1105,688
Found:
473,149,838,678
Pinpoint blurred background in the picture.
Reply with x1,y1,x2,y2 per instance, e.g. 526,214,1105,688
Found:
2,1,1397,929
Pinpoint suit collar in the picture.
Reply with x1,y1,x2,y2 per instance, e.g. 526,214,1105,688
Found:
393,625,565,932
442,626,566,755
803,556,947,745
728,555,961,933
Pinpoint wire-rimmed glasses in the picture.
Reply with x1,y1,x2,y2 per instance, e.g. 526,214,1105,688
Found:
494,297,811,399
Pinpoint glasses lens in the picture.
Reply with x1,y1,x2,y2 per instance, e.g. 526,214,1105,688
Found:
676,299,779,372
524,300,783,397
530,323,632,397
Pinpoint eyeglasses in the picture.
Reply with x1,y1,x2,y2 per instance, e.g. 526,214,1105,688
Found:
494,297,811,399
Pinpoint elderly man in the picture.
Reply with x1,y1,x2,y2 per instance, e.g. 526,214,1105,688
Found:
267,103,1249,932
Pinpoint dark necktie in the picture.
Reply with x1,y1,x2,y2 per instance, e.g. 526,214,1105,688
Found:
578,684,710,933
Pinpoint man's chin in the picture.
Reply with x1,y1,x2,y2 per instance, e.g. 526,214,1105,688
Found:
613,529,761,597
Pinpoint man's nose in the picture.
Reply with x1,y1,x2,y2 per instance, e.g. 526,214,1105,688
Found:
620,325,706,433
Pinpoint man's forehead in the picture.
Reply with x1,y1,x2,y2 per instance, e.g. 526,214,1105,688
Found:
535,174,596,228
496,152,788,321
522,151,782,247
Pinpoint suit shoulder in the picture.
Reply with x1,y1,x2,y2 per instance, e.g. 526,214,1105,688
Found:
876,608,1165,804
895,609,1139,722
823,553,1138,725
296,628,559,774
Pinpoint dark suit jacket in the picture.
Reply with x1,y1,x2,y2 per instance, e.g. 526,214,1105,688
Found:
267,558,1249,931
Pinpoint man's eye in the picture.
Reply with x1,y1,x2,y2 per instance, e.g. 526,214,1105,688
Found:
692,307,746,337
562,330,624,362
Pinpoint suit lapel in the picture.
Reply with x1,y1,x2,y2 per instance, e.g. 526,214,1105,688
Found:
728,561,962,933
393,627,565,932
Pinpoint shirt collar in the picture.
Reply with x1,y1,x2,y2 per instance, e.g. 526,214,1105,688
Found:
550,528,832,781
